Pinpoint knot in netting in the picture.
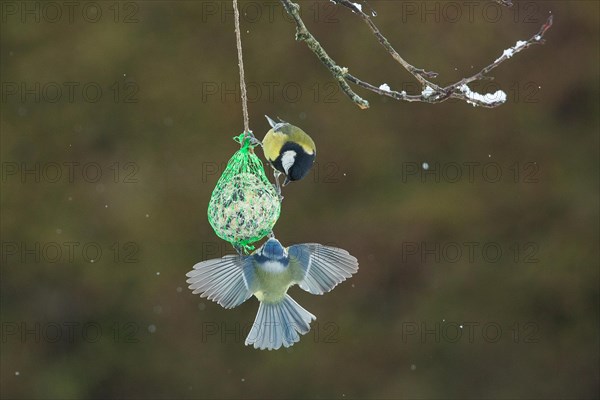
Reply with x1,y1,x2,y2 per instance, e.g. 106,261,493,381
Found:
207,133,280,253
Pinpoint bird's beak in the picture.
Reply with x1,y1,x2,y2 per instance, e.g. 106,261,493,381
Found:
265,115,278,129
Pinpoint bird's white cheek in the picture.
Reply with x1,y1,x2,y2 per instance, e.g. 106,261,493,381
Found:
281,150,297,175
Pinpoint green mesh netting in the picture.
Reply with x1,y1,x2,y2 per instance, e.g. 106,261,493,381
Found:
207,133,281,252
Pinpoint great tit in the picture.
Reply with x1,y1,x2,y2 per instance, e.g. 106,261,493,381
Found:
186,237,358,350
262,116,316,187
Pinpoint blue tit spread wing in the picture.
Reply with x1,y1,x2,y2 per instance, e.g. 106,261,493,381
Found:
186,255,254,309
288,244,359,295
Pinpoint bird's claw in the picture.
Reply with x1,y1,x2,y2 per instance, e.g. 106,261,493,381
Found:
233,245,244,256
243,131,262,147
273,170,284,201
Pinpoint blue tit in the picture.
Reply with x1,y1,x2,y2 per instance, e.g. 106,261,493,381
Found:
186,237,358,350
262,116,316,186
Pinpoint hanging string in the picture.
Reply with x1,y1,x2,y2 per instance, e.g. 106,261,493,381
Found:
233,0,250,141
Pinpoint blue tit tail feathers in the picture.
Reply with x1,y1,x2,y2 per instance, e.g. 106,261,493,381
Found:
245,294,316,350
186,255,253,309
288,244,359,295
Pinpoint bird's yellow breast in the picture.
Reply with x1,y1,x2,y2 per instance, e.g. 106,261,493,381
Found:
262,130,287,162
253,266,294,303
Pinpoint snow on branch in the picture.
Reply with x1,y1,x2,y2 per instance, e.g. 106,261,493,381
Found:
280,0,553,109
494,0,514,7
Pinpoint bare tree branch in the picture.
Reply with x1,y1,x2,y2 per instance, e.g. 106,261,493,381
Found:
494,0,514,7
334,0,439,85
280,0,369,109
280,0,553,109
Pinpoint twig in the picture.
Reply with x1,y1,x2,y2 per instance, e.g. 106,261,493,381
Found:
335,0,439,85
281,0,553,109
280,0,369,109
495,0,514,6
233,0,251,134
445,16,554,93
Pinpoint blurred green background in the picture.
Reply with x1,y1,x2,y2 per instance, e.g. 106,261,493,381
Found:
1,1,598,399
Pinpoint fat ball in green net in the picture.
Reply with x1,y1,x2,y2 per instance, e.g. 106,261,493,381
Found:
207,134,281,252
